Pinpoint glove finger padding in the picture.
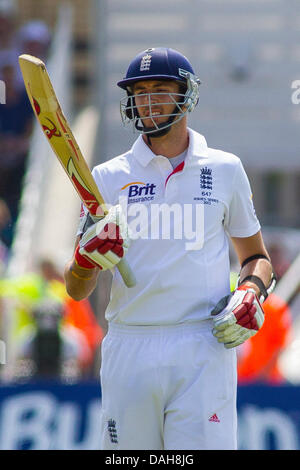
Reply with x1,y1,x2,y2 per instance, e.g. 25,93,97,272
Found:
79,205,130,271
223,329,256,349
211,287,265,349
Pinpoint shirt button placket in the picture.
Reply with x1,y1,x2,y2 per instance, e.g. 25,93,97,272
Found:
156,157,172,199
165,177,179,201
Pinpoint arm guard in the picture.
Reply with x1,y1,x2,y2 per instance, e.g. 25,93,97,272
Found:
238,254,277,303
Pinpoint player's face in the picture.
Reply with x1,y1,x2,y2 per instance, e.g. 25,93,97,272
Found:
132,80,181,128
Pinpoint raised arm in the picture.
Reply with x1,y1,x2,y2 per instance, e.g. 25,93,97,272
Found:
64,235,100,301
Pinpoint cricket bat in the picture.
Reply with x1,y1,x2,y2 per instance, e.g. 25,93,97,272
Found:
19,54,136,288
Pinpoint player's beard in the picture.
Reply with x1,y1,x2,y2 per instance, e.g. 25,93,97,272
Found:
139,104,182,141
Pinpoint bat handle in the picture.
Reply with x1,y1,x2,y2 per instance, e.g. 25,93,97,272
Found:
91,214,136,287
117,258,136,288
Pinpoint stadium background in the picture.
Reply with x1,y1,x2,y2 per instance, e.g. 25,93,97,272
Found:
0,0,299,449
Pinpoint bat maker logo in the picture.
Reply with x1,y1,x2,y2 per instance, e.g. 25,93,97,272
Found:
67,158,104,217
42,118,61,139
32,96,61,139
121,181,157,204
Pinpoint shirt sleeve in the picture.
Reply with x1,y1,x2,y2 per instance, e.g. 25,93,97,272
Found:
91,165,113,205
225,159,261,238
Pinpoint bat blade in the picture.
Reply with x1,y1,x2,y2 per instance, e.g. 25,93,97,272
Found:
19,54,105,218
19,54,136,288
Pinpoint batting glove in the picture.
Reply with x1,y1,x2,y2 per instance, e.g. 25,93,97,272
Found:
75,204,130,271
211,285,265,349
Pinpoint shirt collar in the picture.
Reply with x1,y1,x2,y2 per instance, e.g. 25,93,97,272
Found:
186,128,209,160
131,128,208,168
131,134,156,167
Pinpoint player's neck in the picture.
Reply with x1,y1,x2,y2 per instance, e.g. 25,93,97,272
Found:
143,123,189,158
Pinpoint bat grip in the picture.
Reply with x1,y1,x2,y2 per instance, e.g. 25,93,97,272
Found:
117,258,136,288
91,214,136,288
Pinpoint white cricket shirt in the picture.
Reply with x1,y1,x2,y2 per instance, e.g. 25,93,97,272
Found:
79,128,260,325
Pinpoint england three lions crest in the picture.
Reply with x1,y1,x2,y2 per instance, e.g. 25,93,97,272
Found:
140,54,152,71
200,166,213,190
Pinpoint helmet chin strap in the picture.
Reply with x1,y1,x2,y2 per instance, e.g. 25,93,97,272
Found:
135,106,178,146
143,120,174,147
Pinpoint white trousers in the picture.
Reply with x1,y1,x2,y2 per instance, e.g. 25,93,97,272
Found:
100,321,237,450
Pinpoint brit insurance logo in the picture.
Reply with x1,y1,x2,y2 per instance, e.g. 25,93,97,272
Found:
121,181,157,204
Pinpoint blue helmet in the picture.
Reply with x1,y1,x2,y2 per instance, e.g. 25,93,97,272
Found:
118,47,198,90
117,47,201,136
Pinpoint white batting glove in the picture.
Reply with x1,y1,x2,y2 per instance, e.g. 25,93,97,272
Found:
75,204,130,271
211,286,265,349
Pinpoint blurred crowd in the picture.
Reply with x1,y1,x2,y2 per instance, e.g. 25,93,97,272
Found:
232,242,296,386
0,257,104,382
0,0,51,251
0,0,105,383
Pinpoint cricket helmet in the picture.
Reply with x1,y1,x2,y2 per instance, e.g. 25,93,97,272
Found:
117,47,201,136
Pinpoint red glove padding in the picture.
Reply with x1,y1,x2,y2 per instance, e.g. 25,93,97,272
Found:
75,221,126,271
83,223,124,258
74,245,98,270
230,288,259,330
211,284,265,349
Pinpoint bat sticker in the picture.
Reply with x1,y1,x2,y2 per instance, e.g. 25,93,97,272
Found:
56,110,80,160
67,158,103,216
42,118,61,139
33,97,41,115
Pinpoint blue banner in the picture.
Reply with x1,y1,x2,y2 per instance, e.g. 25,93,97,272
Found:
0,381,299,450
0,381,102,450
237,385,300,450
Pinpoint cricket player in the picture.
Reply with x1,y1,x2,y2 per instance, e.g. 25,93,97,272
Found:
64,47,276,450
